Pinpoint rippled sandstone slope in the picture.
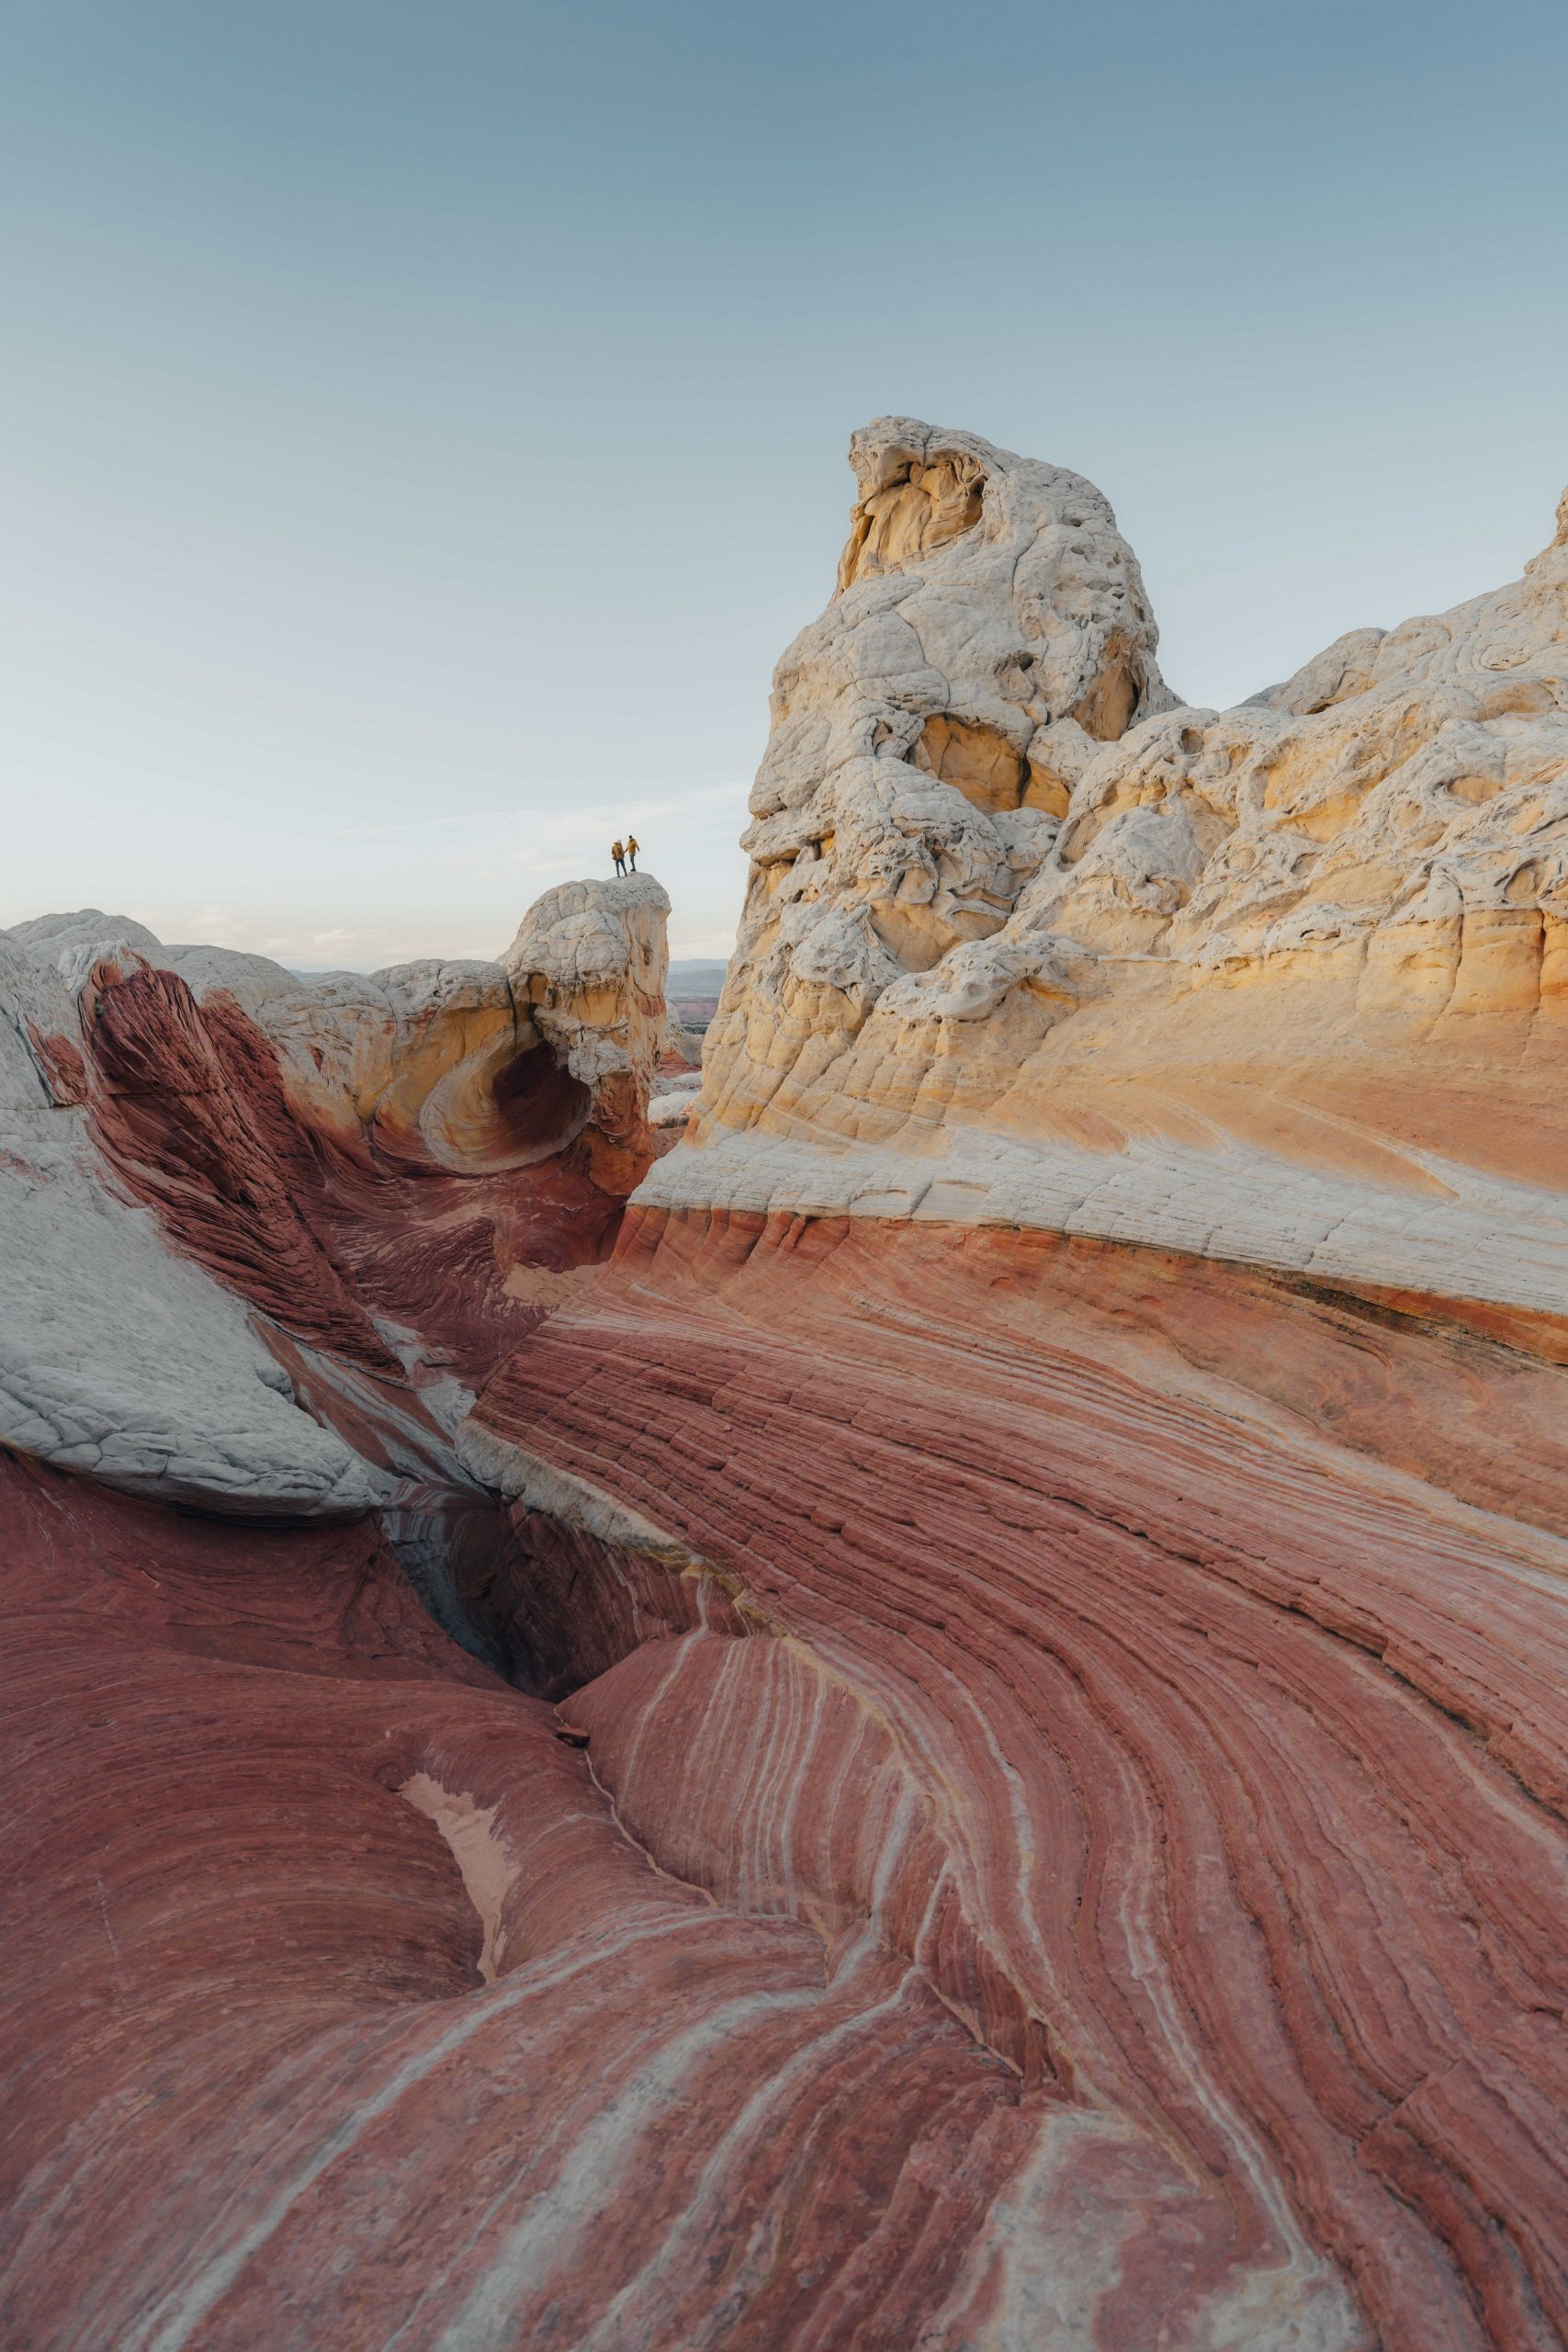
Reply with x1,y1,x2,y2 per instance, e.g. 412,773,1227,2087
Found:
4,424,1568,2351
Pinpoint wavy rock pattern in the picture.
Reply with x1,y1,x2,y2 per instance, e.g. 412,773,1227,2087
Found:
0,1449,1043,2351
5,430,1568,2347
0,877,672,1505
468,1207,1568,2349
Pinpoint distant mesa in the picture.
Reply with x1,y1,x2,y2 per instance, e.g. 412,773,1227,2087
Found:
668,956,730,993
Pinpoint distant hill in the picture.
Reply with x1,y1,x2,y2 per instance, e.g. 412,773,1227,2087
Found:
668,959,729,993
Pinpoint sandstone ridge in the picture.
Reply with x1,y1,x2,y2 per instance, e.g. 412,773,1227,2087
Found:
665,423,1568,1317
6,436,1568,2352
0,874,673,1510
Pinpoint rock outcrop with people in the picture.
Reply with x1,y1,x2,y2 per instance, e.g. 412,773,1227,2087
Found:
4,424,1568,2352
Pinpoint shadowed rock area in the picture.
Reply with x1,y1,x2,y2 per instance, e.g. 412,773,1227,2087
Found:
4,424,1568,2349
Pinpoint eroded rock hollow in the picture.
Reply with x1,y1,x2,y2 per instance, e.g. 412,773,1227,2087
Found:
5,422,1568,2350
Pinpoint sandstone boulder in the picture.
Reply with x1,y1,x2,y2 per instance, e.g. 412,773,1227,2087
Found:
0,876,673,1511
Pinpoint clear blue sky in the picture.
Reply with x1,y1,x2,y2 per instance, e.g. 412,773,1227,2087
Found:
4,0,1565,966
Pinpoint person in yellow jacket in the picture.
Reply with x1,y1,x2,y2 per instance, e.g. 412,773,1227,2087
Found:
611,839,626,876
626,834,639,871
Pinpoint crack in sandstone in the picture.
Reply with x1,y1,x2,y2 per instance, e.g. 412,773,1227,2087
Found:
447,1416,1072,2089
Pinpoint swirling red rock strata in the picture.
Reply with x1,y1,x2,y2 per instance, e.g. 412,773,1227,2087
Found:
469,1205,1568,2349
0,1447,1038,2352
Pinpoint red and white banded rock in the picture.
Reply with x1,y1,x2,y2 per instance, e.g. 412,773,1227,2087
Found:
470,1205,1568,2349
6,426,1568,2352
685,425,1568,1317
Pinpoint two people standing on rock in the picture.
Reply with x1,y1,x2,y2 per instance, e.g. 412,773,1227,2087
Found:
611,835,639,876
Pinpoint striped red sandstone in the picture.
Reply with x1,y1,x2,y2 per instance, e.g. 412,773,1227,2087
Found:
0,1451,1040,2351
472,1207,1568,2347
6,429,1568,2346
6,982,1568,2343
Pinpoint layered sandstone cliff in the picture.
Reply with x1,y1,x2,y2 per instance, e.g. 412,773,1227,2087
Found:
663,419,1568,1318
4,431,1568,2352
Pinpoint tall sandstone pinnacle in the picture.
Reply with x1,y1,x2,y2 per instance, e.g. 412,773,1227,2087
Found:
666,419,1568,1324
5,430,1568,2352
